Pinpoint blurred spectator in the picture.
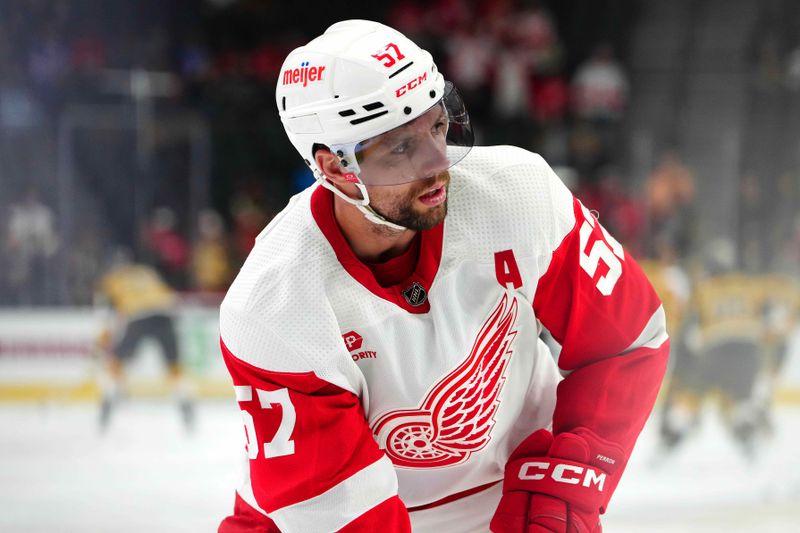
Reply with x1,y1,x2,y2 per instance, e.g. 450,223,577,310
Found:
142,206,190,288
571,43,629,122
230,193,272,265
71,36,106,71
516,2,568,130
64,227,104,305
577,167,645,253
781,215,800,277
537,117,570,165
738,173,765,272
646,152,695,219
768,174,797,266
0,86,44,129
490,32,538,148
512,0,562,76
27,19,71,112
178,36,210,81
493,43,532,120
786,44,800,90
445,23,495,124
28,25,69,86
752,33,785,92
530,74,569,127
247,40,284,82
3,187,60,305
568,120,607,178
424,0,472,38
191,209,233,292
386,0,426,39
645,151,696,257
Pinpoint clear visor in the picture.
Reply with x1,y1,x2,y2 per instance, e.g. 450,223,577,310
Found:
347,82,473,186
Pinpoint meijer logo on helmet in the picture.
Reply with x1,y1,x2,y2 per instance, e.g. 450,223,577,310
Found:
282,61,326,87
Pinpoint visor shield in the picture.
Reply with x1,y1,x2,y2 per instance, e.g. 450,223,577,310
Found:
344,82,473,186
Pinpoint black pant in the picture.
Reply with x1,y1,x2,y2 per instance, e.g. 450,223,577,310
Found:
113,313,178,365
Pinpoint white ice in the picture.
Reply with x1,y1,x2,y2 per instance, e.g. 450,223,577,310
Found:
1,399,798,532
603,404,800,532
0,400,243,533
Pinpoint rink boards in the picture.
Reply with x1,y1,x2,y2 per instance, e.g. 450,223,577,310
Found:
1,305,800,403
0,304,229,401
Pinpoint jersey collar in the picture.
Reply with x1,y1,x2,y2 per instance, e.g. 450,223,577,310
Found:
310,185,443,314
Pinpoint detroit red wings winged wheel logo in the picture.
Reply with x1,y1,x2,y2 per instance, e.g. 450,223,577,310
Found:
372,294,519,468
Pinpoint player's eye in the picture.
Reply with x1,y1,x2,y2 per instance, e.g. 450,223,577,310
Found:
391,139,412,155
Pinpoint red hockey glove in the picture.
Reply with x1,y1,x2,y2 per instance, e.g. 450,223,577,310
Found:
490,428,624,533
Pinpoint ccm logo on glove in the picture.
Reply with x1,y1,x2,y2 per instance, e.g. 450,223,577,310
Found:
517,461,606,491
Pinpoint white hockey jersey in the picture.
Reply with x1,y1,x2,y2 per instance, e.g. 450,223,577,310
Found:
219,146,668,532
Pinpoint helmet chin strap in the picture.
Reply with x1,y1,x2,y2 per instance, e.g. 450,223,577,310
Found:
356,203,408,232
316,171,408,232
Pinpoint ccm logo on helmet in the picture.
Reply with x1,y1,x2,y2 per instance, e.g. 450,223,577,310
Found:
396,72,427,98
282,62,326,87
518,461,606,491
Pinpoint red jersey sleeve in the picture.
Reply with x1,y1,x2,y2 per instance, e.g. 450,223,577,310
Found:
533,197,669,509
219,339,411,533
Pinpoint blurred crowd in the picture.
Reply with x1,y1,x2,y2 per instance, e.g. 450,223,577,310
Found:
0,0,634,305
1,0,800,310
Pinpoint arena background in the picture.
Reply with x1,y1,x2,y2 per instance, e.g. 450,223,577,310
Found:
1,0,799,531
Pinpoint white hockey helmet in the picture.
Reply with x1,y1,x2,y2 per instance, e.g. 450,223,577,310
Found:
276,20,473,197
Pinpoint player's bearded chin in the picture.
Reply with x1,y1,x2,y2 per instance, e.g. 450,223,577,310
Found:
377,170,451,231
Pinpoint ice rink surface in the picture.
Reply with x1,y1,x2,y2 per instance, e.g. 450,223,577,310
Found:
1,399,798,532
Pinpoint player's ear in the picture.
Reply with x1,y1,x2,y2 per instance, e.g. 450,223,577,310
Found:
314,147,362,200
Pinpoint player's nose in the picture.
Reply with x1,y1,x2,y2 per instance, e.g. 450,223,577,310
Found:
417,136,449,179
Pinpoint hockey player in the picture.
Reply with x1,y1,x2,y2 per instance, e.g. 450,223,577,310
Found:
637,239,692,451
754,269,800,433
218,20,668,533
638,238,691,347
658,239,766,458
95,248,194,432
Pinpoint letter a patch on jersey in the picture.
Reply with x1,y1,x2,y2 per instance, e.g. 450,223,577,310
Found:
495,250,523,290
372,294,519,468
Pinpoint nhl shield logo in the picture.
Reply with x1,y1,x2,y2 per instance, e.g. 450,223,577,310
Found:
402,282,427,307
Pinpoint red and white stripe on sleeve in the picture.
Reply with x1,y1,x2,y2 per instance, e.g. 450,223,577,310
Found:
219,340,411,533
533,196,670,509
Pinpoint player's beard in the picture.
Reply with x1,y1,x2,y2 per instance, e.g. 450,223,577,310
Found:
368,171,450,232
